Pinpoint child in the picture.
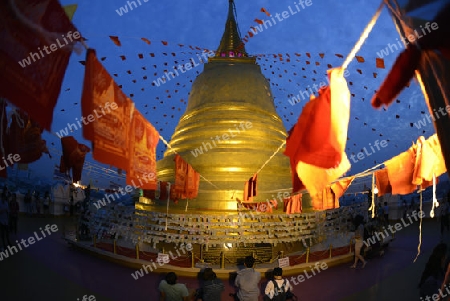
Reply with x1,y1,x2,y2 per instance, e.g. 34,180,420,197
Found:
264,267,292,300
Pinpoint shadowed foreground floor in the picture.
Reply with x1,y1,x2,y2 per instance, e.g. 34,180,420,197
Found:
0,215,446,301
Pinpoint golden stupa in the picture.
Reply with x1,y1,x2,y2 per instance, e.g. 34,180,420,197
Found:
152,0,293,212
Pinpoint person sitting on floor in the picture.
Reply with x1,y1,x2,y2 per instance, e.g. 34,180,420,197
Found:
235,256,261,301
264,267,293,300
159,272,190,301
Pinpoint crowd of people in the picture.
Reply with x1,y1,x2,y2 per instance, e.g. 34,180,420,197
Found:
23,189,52,217
0,189,19,252
158,256,295,301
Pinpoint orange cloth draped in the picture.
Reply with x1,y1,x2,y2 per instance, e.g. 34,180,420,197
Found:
7,111,50,164
375,169,392,197
312,185,343,211
60,136,90,183
243,174,257,202
284,194,302,214
81,49,133,170
0,0,78,130
385,147,417,195
413,135,446,185
385,135,446,195
285,68,351,197
126,110,159,190
331,177,354,200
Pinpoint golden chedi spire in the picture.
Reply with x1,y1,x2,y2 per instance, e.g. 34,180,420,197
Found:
152,0,293,213
216,0,248,58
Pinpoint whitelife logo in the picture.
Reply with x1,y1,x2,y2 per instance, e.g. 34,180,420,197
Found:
0,224,58,261
363,210,424,248
152,51,215,87
55,102,119,138
376,22,439,58
190,122,253,157
130,244,193,280
17,31,81,68
92,172,155,209
115,0,149,16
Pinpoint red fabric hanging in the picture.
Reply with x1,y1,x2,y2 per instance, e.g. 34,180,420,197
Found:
126,110,159,190
372,3,450,108
143,189,155,200
185,164,200,199
243,174,257,202
7,111,50,164
375,169,392,197
285,68,351,197
81,49,133,170
159,181,170,201
284,194,302,214
385,147,417,195
331,177,354,201
0,0,78,130
371,44,422,108
172,155,188,201
60,136,90,183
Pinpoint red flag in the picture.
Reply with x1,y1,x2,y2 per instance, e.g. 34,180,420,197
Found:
172,154,188,200
261,7,271,16
81,49,133,170
375,169,392,197
371,44,421,108
141,38,151,45
185,164,200,199
126,110,159,190
243,174,257,202
7,111,50,164
285,68,351,197
109,36,121,46
61,136,90,183
0,0,78,130
331,177,354,200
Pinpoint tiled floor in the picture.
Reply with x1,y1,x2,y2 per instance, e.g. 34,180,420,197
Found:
0,215,446,301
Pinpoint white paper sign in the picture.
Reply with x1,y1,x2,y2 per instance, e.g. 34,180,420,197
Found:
278,257,290,268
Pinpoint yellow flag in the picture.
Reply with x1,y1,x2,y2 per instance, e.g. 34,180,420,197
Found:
63,4,78,21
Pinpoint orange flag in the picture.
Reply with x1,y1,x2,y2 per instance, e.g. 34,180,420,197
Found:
412,134,446,189
285,68,351,197
385,148,417,195
81,49,133,170
331,177,354,200
126,110,159,190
